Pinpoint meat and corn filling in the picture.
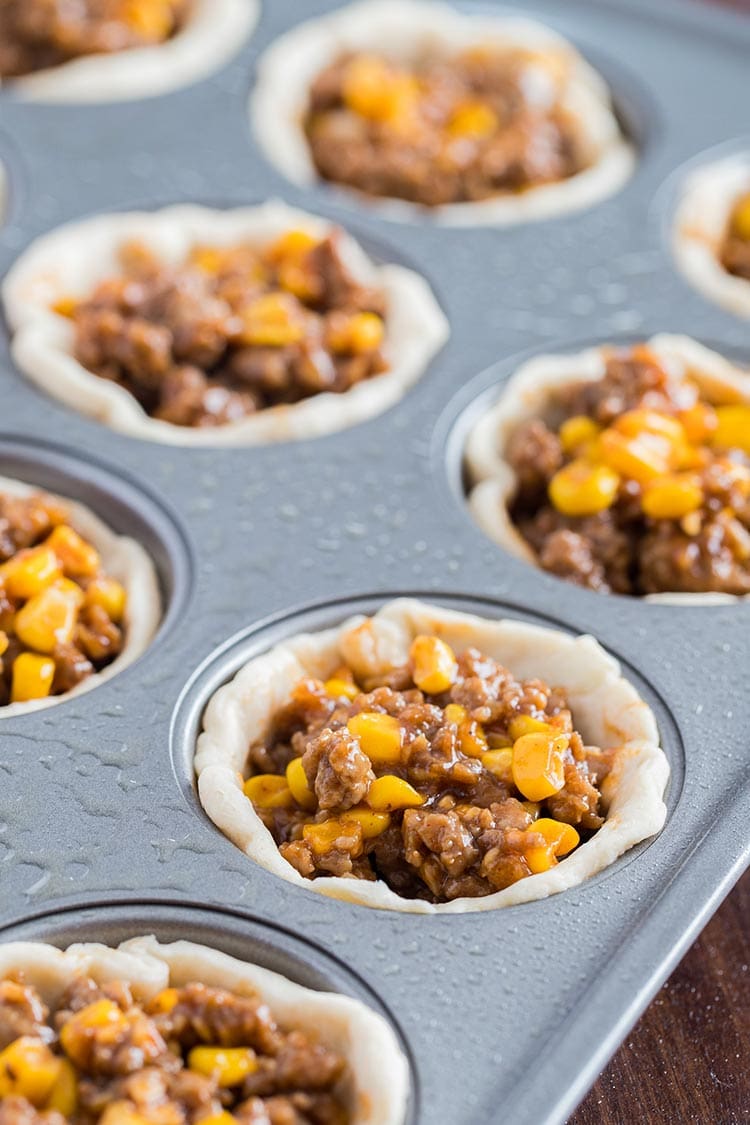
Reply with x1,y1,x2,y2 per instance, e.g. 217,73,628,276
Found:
57,231,389,429
244,635,611,903
304,47,586,207
0,0,188,78
507,344,750,595
719,190,750,281
0,491,126,706
0,973,349,1125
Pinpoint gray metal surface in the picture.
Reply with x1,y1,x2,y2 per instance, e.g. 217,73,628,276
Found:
0,1,749,1123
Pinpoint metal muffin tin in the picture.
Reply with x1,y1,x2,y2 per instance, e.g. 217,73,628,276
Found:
0,1,749,1122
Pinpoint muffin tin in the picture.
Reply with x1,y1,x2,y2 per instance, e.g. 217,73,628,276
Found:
0,1,749,1123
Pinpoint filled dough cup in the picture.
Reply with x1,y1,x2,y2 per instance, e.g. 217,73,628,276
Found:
0,0,259,104
2,201,449,446
251,0,634,225
0,935,409,1125
196,598,668,915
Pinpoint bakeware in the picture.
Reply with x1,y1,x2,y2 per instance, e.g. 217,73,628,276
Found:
0,1,749,1123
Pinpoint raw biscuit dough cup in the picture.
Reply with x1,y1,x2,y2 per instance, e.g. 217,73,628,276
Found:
196,598,669,914
2,201,448,447
251,0,635,226
0,475,161,717
464,334,750,606
0,935,409,1125
673,153,750,319
0,0,260,104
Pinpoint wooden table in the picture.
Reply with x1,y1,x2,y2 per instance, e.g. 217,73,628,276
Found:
569,869,750,1123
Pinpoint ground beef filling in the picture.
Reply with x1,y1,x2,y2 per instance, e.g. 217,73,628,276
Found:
719,190,750,281
0,973,349,1125
59,231,389,428
245,635,611,903
0,491,126,706
506,344,750,595
304,47,586,207
0,0,188,78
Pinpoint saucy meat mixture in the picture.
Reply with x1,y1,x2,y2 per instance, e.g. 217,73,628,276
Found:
719,190,750,281
0,972,349,1125
506,344,750,595
58,231,388,429
0,0,188,78
0,491,126,706
304,47,587,207
244,634,611,903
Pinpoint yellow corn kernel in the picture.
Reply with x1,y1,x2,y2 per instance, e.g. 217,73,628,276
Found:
0,546,61,599
196,1115,238,1125
712,405,750,454
324,677,359,701
14,586,79,654
443,703,467,725
548,459,620,517
512,733,568,802
525,843,558,874
347,711,402,764
123,0,174,39
367,775,424,812
559,415,601,455
0,1038,63,1105
147,987,180,1014
328,311,385,355
486,731,513,749
410,635,458,694
614,409,686,445
267,229,319,262
11,654,56,703
302,819,363,855
342,56,417,123
190,246,225,274
0,630,8,657
46,524,100,579
678,402,718,444
243,774,295,809
340,805,391,837
60,1000,126,1065
54,577,86,608
642,475,704,520
239,293,305,347
46,1058,77,1116
188,1047,258,1086
286,757,317,811
533,817,580,857
458,718,488,758
481,748,513,783
100,1102,154,1125
731,192,750,240
53,295,78,318
85,577,127,622
447,101,498,139
508,714,551,741
598,429,672,485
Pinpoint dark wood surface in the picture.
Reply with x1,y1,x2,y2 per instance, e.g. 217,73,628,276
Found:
568,869,750,1123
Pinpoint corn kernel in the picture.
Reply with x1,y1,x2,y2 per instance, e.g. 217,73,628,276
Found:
598,429,672,485
559,415,601,455
60,1000,126,1066
324,677,359,701
447,101,498,139
678,402,718,444
46,524,100,578
533,817,580,857
286,757,317,810
525,843,558,874
85,577,127,622
410,635,458,694
512,732,568,802
11,653,56,703
712,405,750,454
190,247,225,274
123,0,174,39
548,459,620,517
54,577,86,608
239,293,305,347
444,703,467,725
53,295,78,318
347,712,402,764
340,805,391,837
0,631,8,657
342,56,418,124
481,748,513,783
508,714,550,741
0,546,61,599
328,311,385,355
0,1038,62,1105
188,1047,258,1086
367,775,424,811
614,409,686,445
243,774,295,809
730,192,750,240
46,1058,77,1115
457,718,487,758
266,229,319,262
14,585,78,653
196,1114,238,1125
100,1102,154,1125
147,987,180,1014
642,474,704,520
302,819,363,855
